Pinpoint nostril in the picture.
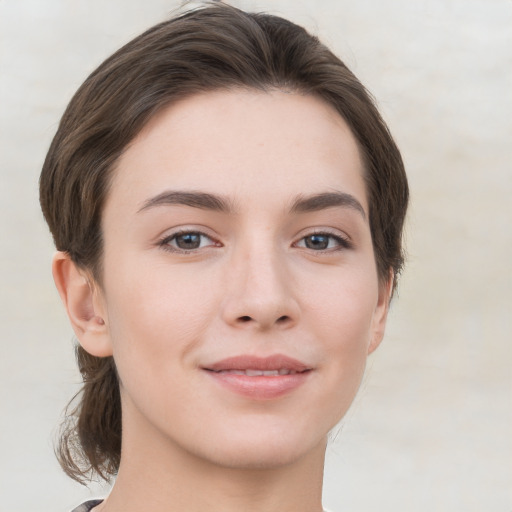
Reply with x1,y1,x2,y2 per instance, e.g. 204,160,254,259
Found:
235,314,292,326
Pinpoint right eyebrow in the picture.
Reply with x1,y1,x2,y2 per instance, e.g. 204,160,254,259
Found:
290,191,367,220
137,190,233,214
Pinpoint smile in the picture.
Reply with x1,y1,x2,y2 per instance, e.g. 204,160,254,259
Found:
212,369,301,376
203,354,312,400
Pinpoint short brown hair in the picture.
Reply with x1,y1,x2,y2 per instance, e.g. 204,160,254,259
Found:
40,2,408,483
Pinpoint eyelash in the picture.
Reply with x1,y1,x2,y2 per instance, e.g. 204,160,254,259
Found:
157,229,352,254
294,231,352,252
157,230,220,253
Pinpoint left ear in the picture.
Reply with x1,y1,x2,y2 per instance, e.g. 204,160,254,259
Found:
368,271,394,355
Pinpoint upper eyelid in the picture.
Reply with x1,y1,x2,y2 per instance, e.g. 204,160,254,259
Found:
156,225,218,241
293,227,351,242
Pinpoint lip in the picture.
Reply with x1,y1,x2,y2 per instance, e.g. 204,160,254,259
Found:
202,354,312,400
205,354,310,373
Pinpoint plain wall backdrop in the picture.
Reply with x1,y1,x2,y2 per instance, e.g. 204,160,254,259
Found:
0,1,511,511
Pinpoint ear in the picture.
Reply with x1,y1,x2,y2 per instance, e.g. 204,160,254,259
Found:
52,251,113,357
367,270,394,355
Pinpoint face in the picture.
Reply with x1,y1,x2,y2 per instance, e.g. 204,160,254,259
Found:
93,90,390,469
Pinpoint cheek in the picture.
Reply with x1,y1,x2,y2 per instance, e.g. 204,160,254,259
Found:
102,260,222,374
101,267,221,430
304,262,379,344
302,265,379,404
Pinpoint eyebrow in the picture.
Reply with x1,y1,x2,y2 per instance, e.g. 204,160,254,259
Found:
138,190,233,213
290,192,366,220
138,189,366,220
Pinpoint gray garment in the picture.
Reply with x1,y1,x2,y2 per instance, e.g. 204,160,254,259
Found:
71,500,103,512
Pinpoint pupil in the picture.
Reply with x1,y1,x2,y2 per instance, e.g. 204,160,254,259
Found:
306,235,328,250
176,233,201,249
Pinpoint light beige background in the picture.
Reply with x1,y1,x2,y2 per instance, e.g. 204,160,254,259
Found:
0,1,510,511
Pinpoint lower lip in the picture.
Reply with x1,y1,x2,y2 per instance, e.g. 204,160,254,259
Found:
204,370,311,400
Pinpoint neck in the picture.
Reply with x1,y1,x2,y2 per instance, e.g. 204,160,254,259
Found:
97,403,326,512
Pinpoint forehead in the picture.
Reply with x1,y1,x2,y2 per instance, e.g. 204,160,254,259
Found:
108,89,367,215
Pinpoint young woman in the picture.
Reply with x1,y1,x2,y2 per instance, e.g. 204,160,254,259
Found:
40,4,408,512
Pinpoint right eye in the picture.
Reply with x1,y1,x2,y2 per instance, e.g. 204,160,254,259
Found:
159,231,219,252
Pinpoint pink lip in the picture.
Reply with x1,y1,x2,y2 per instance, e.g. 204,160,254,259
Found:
203,354,312,400
205,354,310,372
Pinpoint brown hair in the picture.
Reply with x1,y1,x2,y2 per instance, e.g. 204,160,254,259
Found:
40,2,408,484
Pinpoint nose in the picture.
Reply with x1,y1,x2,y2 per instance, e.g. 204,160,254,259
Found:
220,243,300,331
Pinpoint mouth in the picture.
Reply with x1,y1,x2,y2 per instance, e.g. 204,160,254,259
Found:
202,354,312,400
204,354,311,373
209,368,304,376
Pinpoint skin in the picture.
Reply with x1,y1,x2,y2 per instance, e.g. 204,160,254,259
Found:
53,90,392,512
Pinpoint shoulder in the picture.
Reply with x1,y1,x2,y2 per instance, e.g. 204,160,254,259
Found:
70,500,104,512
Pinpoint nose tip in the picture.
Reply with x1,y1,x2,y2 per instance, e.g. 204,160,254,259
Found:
221,252,300,331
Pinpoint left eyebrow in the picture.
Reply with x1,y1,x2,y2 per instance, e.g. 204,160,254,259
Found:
290,192,367,220
137,190,233,214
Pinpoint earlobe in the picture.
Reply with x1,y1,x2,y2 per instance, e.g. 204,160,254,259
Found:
52,252,113,357
367,271,394,355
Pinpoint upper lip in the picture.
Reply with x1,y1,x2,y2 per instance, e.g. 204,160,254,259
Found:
204,354,311,373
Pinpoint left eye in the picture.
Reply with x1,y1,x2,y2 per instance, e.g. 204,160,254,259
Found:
296,233,347,251
161,231,217,251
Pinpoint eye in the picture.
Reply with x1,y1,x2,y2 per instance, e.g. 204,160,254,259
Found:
159,231,219,252
295,233,350,251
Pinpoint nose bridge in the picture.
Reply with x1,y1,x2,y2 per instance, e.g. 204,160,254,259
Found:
222,232,298,329
244,242,286,299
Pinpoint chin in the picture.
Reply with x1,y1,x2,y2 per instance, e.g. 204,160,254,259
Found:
194,419,329,470
205,443,323,471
